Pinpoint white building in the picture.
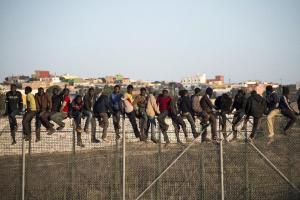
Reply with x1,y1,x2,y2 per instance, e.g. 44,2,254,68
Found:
181,74,206,86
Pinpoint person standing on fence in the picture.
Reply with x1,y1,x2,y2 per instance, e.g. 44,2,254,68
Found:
123,85,144,141
229,89,247,142
22,86,37,141
214,93,232,141
50,88,70,131
145,90,159,143
93,91,111,141
169,95,189,144
71,95,85,147
34,87,52,142
109,85,123,140
265,85,280,144
279,87,298,135
191,88,209,132
200,87,218,143
133,87,149,141
83,87,99,143
5,84,23,145
178,89,200,139
298,92,300,113
244,90,267,142
157,89,172,145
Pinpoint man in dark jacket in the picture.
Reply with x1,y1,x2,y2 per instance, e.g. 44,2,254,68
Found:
279,87,298,135
94,92,112,141
83,88,99,143
265,85,280,144
109,85,123,140
178,89,199,138
244,90,267,142
215,93,232,141
5,84,23,144
35,87,52,142
229,89,247,142
200,87,217,143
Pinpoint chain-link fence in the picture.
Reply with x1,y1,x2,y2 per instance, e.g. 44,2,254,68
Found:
0,114,299,200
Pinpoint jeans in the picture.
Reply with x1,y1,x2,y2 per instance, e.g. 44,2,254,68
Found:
267,109,281,137
96,113,109,139
112,111,122,136
182,112,197,137
72,111,82,129
157,110,169,133
50,112,67,127
201,112,217,140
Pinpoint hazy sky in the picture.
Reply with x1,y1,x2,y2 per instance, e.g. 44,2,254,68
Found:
0,0,299,84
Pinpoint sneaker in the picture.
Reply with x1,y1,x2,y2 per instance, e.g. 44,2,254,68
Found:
76,128,82,133
201,123,209,130
229,137,237,143
116,134,121,140
267,137,274,145
56,125,65,131
77,141,85,147
47,128,56,135
23,135,31,141
91,138,100,143
247,137,253,143
201,138,211,143
212,139,220,144
185,137,193,143
11,140,16,145
151,137,158,143
84,129,89,134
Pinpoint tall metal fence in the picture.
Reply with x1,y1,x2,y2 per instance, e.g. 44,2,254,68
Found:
0,114,299,200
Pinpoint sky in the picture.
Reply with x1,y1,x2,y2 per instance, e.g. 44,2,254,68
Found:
0,0,299,84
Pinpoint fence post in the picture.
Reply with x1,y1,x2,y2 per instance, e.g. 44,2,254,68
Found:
218,114,225,200
244,123,250,200
21,138,26,200
156,124,162,200
122,116,126,200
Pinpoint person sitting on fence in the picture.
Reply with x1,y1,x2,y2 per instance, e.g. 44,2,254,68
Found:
22,86,37,141
133,87,148,142
191,87,209,132
157,89,172,145
83,87,100,143
34,87,53,141
109,85,124,140
279,87,299,135
50,88,70,131
244,90,267,143
70,95,84,147
178,89,200,139
265,85,280,145
200,87,218,143
297,91,300,115
214,93,232,141
5,84,23,145
123,85,144,141
93,91,111,141
82,88,95,133
229,89,247,142
145,89,159,143
169,95,189,144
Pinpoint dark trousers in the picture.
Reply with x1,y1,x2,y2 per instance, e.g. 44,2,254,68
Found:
182,112,197,137
22,111,36,136
137,109,148,136
72,111,82,129
281,109,297,131
157,110,169,133
201,112,217,140
40,111,55,129
249,116,262,138
8,110,18,139
170,114,188,137
126,111,140,138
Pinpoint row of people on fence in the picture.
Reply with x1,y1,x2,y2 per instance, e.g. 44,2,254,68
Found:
3,83,300,147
